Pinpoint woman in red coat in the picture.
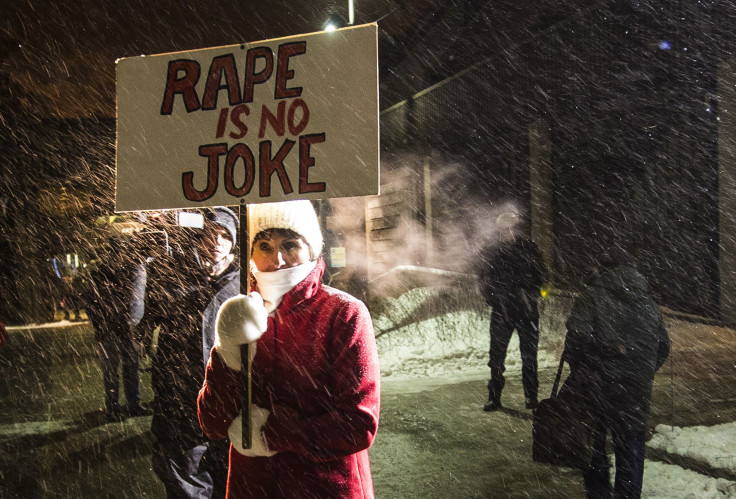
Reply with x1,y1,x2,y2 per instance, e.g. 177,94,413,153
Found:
198,200,380,499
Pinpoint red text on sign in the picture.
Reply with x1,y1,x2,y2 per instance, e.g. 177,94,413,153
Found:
181,133,327,202
161,42,307,115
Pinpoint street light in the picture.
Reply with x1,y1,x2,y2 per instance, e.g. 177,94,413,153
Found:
322,0,354,31
322,12,348,32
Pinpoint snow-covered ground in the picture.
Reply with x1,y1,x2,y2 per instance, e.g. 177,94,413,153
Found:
372,281,736,498
649,422,736,474
641,459,736,498
374,293,561,381
646,423,736,497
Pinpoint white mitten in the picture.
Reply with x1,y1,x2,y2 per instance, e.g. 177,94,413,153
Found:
229,404,278,457
214,292,268,371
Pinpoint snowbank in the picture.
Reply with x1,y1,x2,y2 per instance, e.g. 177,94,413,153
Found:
6,319,87,330
642,460,736,498
371,278,571,380
648,423,736,475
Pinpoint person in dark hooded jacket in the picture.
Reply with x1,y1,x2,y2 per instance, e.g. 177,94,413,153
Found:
140,207,240,499
564,247,670,499
85,237,150,422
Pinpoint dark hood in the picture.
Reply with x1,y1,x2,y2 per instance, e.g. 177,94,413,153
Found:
592,265,650,303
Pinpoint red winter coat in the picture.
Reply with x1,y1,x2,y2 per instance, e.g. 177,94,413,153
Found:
198,259,380,498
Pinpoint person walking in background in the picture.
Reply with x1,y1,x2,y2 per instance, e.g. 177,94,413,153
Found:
565,247,670,499
85,237,150,422
198,200,380,499
477,211,549,412
53,255,83,321
139,207,240,499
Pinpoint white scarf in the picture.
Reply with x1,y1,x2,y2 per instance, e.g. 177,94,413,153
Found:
252,260,317,313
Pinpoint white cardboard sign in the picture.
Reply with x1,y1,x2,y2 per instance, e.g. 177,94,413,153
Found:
115,23,379,212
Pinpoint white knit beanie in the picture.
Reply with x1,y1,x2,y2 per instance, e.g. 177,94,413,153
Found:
248,200,323,259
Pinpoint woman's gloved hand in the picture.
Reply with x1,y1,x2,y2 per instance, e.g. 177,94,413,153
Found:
228,404,278,457
214,292,268,371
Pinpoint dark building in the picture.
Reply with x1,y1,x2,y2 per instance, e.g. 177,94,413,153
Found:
371,0,736,322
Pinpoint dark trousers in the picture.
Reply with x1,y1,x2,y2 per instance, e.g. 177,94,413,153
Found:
487,300,539,402
98,328,140,412
582,408,649,499
152,438,228,499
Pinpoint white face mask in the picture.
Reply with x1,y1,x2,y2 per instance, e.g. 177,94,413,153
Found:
252,260,317,313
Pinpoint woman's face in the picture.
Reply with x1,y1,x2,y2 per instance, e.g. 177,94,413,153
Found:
251,232,311,272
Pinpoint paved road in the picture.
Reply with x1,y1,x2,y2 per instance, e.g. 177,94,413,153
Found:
375,372,586,498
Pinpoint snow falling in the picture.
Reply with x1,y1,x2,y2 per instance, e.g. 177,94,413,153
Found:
2,0,736,497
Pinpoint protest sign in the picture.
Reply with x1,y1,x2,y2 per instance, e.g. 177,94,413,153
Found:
116,23,379,212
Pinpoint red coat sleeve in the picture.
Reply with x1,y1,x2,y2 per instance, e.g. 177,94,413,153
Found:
263,300,380,461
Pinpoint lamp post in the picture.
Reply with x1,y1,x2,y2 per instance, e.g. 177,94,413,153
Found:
323,12,348,32
323,1,354,31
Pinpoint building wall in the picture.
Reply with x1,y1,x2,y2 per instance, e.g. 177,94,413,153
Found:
718,59,736,324
377,1,724,318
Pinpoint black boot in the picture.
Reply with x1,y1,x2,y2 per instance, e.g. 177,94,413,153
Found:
483,395,502,412
126,402,153,417
106,404,126,423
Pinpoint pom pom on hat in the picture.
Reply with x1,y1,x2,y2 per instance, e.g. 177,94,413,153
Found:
248,200,323,259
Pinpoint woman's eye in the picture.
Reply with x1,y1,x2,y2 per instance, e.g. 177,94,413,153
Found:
258,242,272,252
282,241,299,252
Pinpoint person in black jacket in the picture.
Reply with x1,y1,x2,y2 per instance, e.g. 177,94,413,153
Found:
477,212,549,412
140,207,239,499
565,247,670,499
85,237,150,422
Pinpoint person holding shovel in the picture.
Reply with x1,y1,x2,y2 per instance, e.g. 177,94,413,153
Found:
197,200,380,499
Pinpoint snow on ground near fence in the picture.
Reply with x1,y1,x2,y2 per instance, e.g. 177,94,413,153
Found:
372,285,568,380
